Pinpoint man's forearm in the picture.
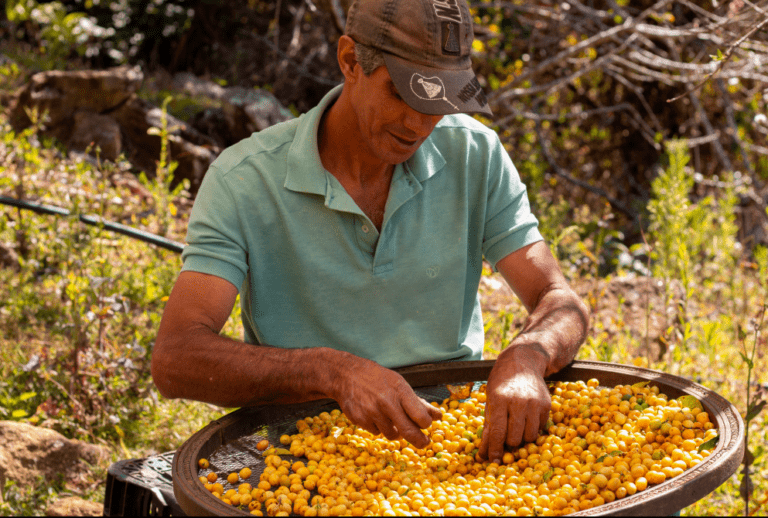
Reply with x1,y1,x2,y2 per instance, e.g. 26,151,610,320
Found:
503,285,589,377
151,323,443,447
151,325,347,408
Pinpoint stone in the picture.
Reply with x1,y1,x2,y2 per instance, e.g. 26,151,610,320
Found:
45,496,103,517
67,110,123,162
172,72,227,100
9,66,143,135
111,96,220,190
0,421,110,491
7,66,298,190
222,87,294,143
8,66,221,191
188,107,233,148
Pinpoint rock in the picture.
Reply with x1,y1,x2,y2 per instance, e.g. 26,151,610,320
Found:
45,496,103,517
111,96,220,190
9,66,143,136
67,110,123,162
172,72,227,100
8,66,297,190
9,66,222,191
221,87,294,143
173,71,296,147
0,421,110,491
188,107,233,148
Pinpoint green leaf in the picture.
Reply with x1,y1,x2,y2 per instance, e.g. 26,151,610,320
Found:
698,435,719,453
677,395,704,411
739,352,754,369
746,400,767,423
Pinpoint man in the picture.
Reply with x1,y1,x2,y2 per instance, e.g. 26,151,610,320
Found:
151,0,589,465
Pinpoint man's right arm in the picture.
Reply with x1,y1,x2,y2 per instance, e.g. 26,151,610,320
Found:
151,271,441,447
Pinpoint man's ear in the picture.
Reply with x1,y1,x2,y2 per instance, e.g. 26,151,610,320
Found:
337,35,360,83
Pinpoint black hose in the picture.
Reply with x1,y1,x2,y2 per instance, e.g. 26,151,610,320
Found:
0,195,185,254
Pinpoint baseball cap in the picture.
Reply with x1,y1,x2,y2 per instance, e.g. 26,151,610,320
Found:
345,0,493,117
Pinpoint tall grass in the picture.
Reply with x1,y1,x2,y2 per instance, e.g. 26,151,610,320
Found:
0,98,227,514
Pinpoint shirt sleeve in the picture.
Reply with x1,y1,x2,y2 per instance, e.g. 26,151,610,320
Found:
481,134,543,269
181,166,249,290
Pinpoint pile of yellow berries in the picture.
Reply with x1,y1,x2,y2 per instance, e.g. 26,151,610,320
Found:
197,378,718,516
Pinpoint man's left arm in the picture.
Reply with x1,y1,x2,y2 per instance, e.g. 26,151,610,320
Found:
478,240,590,464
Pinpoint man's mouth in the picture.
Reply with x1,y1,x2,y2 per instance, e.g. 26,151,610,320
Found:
390,133,419,147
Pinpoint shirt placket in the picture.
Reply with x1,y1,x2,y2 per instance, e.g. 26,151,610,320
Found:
372,165,422,276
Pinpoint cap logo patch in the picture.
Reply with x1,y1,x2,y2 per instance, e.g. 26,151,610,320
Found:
431,0,462,23
410,74,459,111
442,22,460,55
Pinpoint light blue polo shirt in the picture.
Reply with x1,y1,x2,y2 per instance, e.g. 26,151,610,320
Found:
181,85,543,368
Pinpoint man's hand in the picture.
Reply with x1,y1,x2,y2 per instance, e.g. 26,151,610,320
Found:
478,344,551,464
477,241,589,461
330,354,442,449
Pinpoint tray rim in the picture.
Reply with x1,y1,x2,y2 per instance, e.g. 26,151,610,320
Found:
172,359,745,517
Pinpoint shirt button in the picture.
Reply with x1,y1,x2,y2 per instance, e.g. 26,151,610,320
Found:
361,224,370,233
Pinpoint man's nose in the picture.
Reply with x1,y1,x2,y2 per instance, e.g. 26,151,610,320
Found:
402,106,443,137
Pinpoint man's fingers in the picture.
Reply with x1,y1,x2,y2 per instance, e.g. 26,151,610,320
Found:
426,400,443,421
539,403,550,431
375,417,399,441
524,411,540,444
385,386,442,448
353,416,382,438
505,408,525,449
401,394,441,429
478,403,509,463
486,421,508,464
390,405,430,448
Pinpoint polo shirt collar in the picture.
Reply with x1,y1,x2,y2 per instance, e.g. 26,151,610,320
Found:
406,135,445,183
284,84,447,196
284,86,340,196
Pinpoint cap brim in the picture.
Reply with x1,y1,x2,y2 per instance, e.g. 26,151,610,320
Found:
384,53,493,117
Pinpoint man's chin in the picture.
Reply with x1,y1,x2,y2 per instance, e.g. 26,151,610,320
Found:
379,143,422,165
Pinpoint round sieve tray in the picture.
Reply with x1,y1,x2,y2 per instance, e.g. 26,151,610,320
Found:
172,360,744,516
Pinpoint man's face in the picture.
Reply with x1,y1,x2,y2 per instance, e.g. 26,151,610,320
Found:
349,64,444,165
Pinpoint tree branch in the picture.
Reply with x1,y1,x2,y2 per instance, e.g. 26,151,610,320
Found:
667,14,768,102
533,111,637,220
